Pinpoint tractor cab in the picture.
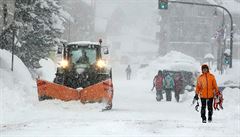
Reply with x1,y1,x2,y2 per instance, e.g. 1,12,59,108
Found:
61,42,105,72
60,41,108,73
54,41,111,89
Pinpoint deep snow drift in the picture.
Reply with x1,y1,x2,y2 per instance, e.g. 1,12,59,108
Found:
0,49,239,137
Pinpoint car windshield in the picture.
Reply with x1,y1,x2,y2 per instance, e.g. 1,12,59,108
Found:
70,48,97,67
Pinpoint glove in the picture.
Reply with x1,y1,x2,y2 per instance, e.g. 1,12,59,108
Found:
151,85,155,91
195,101,199,112
151,87,155,91
194,94,199,100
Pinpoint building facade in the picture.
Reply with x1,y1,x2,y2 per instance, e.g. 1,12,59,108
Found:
158,0,240,60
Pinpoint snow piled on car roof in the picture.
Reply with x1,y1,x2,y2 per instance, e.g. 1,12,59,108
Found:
137,51,200,79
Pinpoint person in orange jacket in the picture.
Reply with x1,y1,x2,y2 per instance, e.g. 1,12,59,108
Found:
194,64,219,123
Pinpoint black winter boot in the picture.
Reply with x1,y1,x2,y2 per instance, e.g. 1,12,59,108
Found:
208,117,212,122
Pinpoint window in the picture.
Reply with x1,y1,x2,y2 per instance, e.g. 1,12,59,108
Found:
70,48,97,67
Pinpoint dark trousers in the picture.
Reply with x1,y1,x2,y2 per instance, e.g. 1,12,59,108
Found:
201,98,213,120
126,73,131,80
174,90,180,102
156,89,163,101
165,89,172,101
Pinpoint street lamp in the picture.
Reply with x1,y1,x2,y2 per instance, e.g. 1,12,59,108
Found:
11,0,16,71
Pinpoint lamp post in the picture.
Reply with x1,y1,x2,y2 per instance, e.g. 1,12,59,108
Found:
168,1,234,68
11,0,16,71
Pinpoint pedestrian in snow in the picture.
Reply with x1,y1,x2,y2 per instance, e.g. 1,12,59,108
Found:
163,71,175,101
173,72,183,102
152,70,164,101
194,64,219,123
125,65,131,80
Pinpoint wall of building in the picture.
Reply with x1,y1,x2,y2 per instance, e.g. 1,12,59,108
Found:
158,0,240,60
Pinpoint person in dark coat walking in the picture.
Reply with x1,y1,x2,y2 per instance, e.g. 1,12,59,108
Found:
174,72,183,102
125,65,132,80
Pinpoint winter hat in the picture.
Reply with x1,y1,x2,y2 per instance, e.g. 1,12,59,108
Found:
158,70,162,75
201,64,209,71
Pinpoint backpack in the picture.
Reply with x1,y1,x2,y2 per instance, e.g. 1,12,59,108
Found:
164,75,173,89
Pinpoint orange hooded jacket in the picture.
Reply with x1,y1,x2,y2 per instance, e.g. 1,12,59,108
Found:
195,65,218,99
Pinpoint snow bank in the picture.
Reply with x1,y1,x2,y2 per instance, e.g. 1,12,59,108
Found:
36,58,57,81
213,59,240,87
0,50,34,90
137,51,200,79
136,50,239,87
0,49,37,123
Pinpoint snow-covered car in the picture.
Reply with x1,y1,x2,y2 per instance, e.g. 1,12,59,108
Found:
137,51,200,92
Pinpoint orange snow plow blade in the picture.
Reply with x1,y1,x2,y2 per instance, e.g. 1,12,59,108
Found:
36,79,113,107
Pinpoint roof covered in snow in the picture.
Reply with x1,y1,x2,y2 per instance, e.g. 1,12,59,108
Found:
68,41,100,46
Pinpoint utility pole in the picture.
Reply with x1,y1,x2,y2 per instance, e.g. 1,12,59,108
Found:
68,19,71,42
91,0,96,40
217,10,226,74
221,11,226,73
11,0,16,71
11,24,15,71
166,1,234,68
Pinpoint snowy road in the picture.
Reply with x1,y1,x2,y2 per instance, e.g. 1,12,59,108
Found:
1,78,239,137
1,50,239,136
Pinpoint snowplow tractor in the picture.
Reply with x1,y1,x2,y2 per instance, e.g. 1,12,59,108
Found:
36,41,113,110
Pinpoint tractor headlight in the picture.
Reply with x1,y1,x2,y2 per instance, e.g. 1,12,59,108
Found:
60,60,68,68
97,59,106,68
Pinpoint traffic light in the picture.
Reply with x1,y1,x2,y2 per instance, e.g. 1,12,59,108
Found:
158,0,168,9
